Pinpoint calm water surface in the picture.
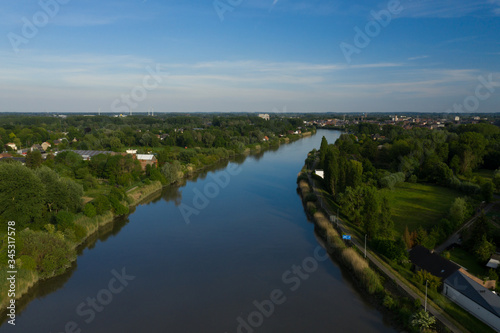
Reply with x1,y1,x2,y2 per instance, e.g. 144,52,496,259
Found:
1,130,396,333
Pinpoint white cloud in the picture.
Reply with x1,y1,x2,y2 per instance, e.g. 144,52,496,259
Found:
408,55,429,61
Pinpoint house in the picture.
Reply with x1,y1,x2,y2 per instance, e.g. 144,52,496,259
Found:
314,170,324,179
258,114,270,121
55,150,114,161
31,144,44,153
262,136,269,142
136,154,157,170
0,153,12,159
486,254,500,269
17,148,29,155
126,149,138,155
41,142,51,151
409,245,460,280
444,270,500,331
5,143,17,151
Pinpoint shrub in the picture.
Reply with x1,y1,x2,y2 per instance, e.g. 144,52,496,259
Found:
109,196,129,216
18,229,76,279
55,211,74,231
380,172,405,190
93,195,111,215
304,193,318,202
84,203,97,218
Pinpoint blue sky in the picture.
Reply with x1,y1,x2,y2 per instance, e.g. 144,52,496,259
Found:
1,0,499,113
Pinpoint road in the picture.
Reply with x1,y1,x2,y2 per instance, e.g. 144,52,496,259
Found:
434,199,499,254
306,165,467,333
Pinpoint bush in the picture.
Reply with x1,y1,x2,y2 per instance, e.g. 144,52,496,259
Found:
109,196,129,216
55,211,74,231
380,172,405,190
408,174,418,183
304,193,317,202
84,203,97,218
18,229,76,278
93,195,111,215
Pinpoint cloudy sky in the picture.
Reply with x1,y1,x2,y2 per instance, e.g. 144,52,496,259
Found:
1,0,500,113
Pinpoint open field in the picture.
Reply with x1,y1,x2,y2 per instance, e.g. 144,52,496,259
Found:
381,182,460,235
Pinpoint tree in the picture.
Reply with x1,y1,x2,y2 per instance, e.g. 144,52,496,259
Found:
26,150,42,169
0,163,46,226
363,186,380,238
319,136,328,169
481,181,494,203
379,196,393,236
474,234,495,262
449,197,466,229
162,160,182,184
410,310,436,332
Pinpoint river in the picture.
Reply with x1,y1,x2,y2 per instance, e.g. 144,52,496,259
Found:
1,130,396,333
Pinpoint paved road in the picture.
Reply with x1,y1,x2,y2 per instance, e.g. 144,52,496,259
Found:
306,163,467,333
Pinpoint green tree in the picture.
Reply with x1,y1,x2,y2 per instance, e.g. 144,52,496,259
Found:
474,234,495,262
481,181,494,203
319,136,328,169
162,160,182,184
410,310,436,332
449,197,466,229
0,163,45,226
26,150,42,169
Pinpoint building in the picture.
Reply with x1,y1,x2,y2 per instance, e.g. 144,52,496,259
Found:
258,114,270,121
314,170,324,179
31,144,44,153
41,142,51,151
136,154,157,170
486,254,500,269
55,150,114,161
409,245,460,280
5,143,17,151
444,270,500,331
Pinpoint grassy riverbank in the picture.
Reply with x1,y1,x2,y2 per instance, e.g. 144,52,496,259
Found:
297,175,445,332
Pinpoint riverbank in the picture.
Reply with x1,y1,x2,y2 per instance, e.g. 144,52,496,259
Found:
0,131,314,313
297,175,427,332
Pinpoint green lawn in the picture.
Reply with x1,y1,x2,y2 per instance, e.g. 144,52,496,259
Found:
448,247,488,278
381,182,460,235
473,169,495,181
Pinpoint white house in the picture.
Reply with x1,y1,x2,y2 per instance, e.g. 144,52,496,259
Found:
258,114,270,121
444,270,500,331
314,170,324,179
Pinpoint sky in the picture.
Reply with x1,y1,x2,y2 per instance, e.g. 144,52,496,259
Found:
1,0,500,113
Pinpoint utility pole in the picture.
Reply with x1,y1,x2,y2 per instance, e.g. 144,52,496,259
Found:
364,234,367,258
425,280,428,312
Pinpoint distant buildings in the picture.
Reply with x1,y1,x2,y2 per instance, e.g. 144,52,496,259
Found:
135,154,157,170
258,114,270,121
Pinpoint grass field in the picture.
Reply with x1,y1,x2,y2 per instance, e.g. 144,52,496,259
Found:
448,247,488,278
381,182,460,235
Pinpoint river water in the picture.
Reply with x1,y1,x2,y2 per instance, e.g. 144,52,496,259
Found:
1,130,396,333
